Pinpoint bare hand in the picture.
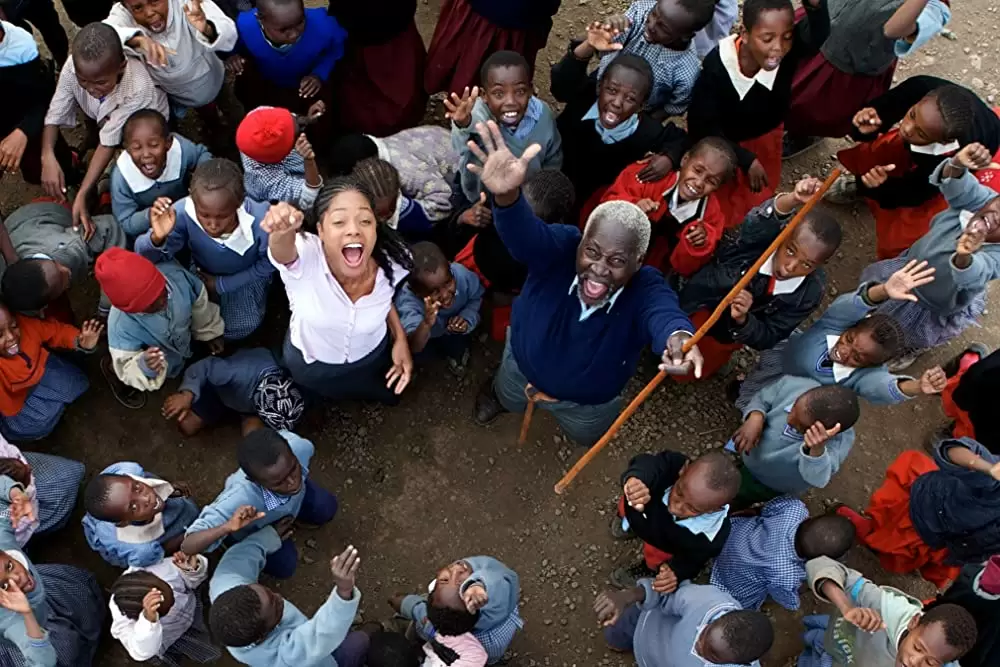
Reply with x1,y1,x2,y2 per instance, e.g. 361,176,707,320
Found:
299,74,322,99
331,545,360,599
307,100,326,120
162,391,194,421
747,159,768,193
0,129,27,174
444,86,480,128
803,421,841,452
852,107,882,134
8,488,34,526
990,461,1000,481
273,515,295,541
447,316,470,334
260,202,304,236
386,337,413,395
143,347,167,374
294,134,315,161
636,198,660,216
623,477,651,512
636,154,673,183
76,319,104,350
792,176,824,205
463,583,488,613
422,296,441,325
600,14,632,34
733,413,765,453
884,259,936,302
585,20,623,51
131,35,169,67
652,563,678,593
225,54,244,75
171,551,199,570
844,607,886,633
183,0,209,36
225,505,265,534
684,222,707,248
72,195,96,241
459,193,492,227
594,590,630,627
730,289,752,325
919,366,947,394
0,580,31,614
141,588,163,622
207,337,224,356
465,121,542,197
952,142,997,171
149,197,176,245
957,227,986,256
41,155,66,201
659,332,703,379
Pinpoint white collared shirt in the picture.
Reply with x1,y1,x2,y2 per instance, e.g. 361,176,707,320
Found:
116,136,184,194
665,186,704,224
569,275,623,321
759,252,806,295
718,35,779,101
115,475,174,545
910,140,960,156
182,197,256,256
825,335,858,382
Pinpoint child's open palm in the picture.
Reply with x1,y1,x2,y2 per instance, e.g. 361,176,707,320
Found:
444,87,480,128
466,121,542,197
0,580,31,615
330,545,360,600
184,0,209,36
77,320,104,351
884,259,936,302
585,21,623,52
462,583,488,613
149,197,176,245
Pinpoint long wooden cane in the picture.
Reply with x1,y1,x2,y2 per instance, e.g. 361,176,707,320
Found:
553,169,842,494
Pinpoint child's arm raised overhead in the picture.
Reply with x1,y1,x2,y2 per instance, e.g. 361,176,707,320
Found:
188,0,238,51
935,144,1000,214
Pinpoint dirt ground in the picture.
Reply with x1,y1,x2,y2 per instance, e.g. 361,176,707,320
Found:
12,0,1000,665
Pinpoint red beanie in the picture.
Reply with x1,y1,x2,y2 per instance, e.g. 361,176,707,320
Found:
236,106,296,164
94,247,167,313
979,554,1000,595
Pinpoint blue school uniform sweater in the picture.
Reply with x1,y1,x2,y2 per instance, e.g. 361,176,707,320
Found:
494,194,692,405
133,197,274,295
236,8,346,88
179,347,281,415
395,263,485,337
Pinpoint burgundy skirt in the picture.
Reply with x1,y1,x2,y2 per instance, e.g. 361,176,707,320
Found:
424,0,551,95
333,20,427,137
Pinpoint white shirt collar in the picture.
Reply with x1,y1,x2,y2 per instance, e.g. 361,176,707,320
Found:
183,197,256,255
666,186,704,224
759,252,806,295
569,275,623,321
114,475,173,544
116,136,183,193
910,140,960,156
365,134,390,162
718,35,780,101
825,335,858,382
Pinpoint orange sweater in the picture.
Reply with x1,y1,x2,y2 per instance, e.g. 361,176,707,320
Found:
0,316,80,417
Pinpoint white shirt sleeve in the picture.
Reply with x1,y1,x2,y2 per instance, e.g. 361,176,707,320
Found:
176,554,210,590
110,598,164,662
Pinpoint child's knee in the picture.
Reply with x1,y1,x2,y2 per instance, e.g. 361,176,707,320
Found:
177,413,204,437
264,540,299,579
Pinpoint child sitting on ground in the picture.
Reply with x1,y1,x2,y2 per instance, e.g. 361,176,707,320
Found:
602,137,735,278
229,0,346,117
107,0,237,114
550,23,686,220
711,497,855,611
109,551,220,664
687,0,830,227
801,557,978,667
135,158,273,340
677,177,841,380
731,378,860,508
449,50,562,204
96,247,225,395
237,104,325,209
111,109,213,238
42,22,169,240
611,450,740,590
398,556,521,665
180,428,337,579
395,241,484,376
209,534,370,667
82,461,200,568
0,301,101,441
594,579,774,667
162,348,305,437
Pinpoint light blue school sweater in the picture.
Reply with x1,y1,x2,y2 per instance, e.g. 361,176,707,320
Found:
395,263,485,337
453,97,562,203
184,431,313,550
209,526,360,667
741,375,856,494
110,134,212,237
133,197,274,294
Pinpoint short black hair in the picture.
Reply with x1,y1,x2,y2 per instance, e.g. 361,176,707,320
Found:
800,208,843,257
427,599,479,636
191,158,246,203
73,22,124,65
714,610,774,663
523,169,576,224
480,50,531,88
1,260,50,312
694,451,741,500
258,0,304,14
237,428,292,481
410,241,449,281
122,109,169,145
688,136,739,183
83,474,125,522
111,571,168,620
918,604,978,657
854,314,906,363
926,85,979,142
742,0,794,30
601,53,654,103
328,134,379,176
795,513,856,560
366,630,420,667
209,585,269,647
669,0,718,31
352,158,400,202
801,385,860,431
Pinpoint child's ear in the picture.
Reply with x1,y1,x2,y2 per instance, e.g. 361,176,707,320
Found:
164,133,174,150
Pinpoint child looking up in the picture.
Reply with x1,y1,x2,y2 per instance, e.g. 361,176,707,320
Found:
449,51,562,203
0,302,101,441
602,137,735,278
687,0,830,227
731,378,860,507
611,450,740,590
82,461,200,568
162,348,305,437
96,247,225,393
109,552,220,664
210,535,369,667
110,109,213,238
399,556,521,665
107,0,237,112
594,580,774,667
711,498,855,611
678,177,841,380
395,242,484,376
181,428,337,579
237,105,324,210
135,158,274,340
42,22,169,240
551,24,687,218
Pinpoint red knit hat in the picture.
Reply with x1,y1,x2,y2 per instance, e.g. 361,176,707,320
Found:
236,106,296,164
979,554,1000,595
94,247,166,313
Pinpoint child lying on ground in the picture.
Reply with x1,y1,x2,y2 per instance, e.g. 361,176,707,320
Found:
350,157,436,242
710,497,855,611
82,461,200,568
602,137,735,277
111,109,212,238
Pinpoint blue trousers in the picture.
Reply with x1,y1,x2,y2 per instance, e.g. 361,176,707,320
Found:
603,603,641,652
263,479,338,578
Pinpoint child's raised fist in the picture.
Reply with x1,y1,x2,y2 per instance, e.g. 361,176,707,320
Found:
953,142,997,171
295,134,315,161
623,477,651,512
792,175,824,204
852,107,882,134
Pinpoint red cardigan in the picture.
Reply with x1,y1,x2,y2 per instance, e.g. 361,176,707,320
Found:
0,316,80,416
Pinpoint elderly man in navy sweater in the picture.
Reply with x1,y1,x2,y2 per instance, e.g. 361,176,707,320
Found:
469,121,703,446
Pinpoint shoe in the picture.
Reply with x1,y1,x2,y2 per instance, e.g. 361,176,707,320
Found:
886,352,921,373
824,173,858,205
782,133,821,160
942,342,990,377
832,504,874,540
611,560,656,590
473,376,506,425
610,514,636,541
446,349,470,379
100,356,147,410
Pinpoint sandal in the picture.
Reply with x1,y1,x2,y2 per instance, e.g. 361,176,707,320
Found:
100,356,147,410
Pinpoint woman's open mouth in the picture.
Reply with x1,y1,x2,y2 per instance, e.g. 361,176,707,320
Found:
581,278,609,301
342,243,365,268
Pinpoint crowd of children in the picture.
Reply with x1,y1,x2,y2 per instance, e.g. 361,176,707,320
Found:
0,0,999,665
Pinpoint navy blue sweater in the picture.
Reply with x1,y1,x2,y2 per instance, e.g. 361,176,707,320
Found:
496,195,691,405
236,8,347,88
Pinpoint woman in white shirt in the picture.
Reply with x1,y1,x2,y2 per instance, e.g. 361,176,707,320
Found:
264,178,415,403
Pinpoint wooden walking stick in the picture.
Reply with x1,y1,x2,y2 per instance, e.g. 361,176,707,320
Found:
553,169,842,494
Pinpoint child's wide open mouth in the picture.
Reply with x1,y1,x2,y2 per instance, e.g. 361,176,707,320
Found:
500,110,523,125
342,243,365,268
